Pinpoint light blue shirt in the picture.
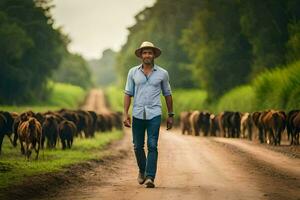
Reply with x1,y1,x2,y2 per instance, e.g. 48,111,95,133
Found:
124,64,172,120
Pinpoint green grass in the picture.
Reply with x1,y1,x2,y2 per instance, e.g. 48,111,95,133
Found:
214,85,256,113
253,61,300,111
0,82,87,113
0,130,123,189
105,86,124,112
161,89,207,120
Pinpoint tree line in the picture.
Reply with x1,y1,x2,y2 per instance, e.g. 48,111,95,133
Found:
117,0,300,101
0,0,92,105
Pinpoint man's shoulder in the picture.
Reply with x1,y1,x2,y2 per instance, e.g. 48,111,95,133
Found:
155,65,168,74
128,65,140,73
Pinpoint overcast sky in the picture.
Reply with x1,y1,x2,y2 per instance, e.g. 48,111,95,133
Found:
51,0,155,60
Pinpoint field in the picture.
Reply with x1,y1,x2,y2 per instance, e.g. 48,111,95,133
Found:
0,131,123,189
0,82,87,113
0,84,124,194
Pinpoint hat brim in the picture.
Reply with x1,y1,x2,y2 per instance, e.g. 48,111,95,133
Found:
135,47,161,58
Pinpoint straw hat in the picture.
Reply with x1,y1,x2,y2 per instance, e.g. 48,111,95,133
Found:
135,41,161,58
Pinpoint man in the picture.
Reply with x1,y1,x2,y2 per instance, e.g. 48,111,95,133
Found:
123,41,174,188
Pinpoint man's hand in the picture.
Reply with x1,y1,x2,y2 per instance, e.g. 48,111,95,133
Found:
166,116,173,130
123,113,131,128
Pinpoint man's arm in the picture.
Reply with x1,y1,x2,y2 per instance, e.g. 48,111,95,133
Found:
164,95,174,130
165,95,173,114
123,94,132,127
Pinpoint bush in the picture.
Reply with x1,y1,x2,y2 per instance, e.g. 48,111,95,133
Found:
253,61,300,111
215,85,255,113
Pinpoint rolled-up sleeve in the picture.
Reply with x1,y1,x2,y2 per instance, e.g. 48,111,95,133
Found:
161,71,172,96
124,69,135,96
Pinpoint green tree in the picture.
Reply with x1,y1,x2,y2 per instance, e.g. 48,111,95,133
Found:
52,53,92,89
180,0,252,100
286,0,300,63
117,0,203,88
0,0,66,104
239,0,289,76
88,49,117,87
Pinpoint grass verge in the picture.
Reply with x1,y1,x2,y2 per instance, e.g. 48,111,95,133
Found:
0,130,123,189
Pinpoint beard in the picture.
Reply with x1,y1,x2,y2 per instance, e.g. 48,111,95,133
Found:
143,58,154,65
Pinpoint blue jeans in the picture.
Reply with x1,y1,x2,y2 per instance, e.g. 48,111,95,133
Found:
132,115,161,180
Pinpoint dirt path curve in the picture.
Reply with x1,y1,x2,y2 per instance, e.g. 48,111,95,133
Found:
81,89,110,114
41,126,300,200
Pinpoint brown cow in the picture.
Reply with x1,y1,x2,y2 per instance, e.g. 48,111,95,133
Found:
42,115,59,149
198,111,210,136
287,110,300,145
189,111,200,136
241,112,253,140
180,111,192,135
0,111,17,154
220,111,241,138
210,114,220,137
288,110,300,145
12,111,35,147
261,110,286,145
17,117,42,160
58,120,77,149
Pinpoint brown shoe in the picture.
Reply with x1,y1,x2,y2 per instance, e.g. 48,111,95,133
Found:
144,177,155,188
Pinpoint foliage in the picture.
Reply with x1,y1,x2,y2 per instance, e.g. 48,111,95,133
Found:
104,86,124,112
52,53,92,89
117,0,300,101
253,61,300,111
161,89,207,121
88,49,118,87
0,82,86,112
214,85,255,113
180,0,252,100
0,0,67,104
116,0,202,88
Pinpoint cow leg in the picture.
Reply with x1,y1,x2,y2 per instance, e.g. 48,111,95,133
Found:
41,135,45,149
26,143,31,160
67,139,71,149
269,129,275,145
181,127,185,135
296,131,299,145
35,140,40,160
20,140,25,155
242,126,246,138
258,128,264,143
0,132,5,154
54,134,58,148
13,133,18,147
195,127,200,136
6,134,14,147
277,130,281,146
61,139,66,150
248,125,252,141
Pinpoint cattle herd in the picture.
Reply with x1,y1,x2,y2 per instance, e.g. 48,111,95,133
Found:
0,109,122,160
180,109,300,146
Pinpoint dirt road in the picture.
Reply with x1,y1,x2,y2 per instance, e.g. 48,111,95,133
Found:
26,89,298,200
81,89,110,114
38,127,299,200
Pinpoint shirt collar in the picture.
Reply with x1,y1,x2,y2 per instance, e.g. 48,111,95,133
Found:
138,64,157,71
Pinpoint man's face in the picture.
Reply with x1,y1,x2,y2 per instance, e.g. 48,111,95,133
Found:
141,48,154,65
